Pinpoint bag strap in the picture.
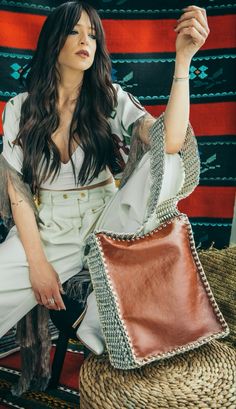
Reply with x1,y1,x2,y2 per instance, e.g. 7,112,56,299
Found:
143,112,200,226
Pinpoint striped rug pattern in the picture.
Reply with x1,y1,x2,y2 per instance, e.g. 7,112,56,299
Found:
0,1,235,247
0,341,84,408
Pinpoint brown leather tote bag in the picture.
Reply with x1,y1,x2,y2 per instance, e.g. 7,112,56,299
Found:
85,116,229,369
86,214,228,369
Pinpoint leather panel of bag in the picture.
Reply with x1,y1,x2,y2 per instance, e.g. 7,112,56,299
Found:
97,217,223,359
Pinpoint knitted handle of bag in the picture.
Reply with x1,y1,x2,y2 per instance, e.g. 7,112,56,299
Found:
144,113,200,225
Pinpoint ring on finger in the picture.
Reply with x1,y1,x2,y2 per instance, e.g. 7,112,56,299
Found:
47,297,55,305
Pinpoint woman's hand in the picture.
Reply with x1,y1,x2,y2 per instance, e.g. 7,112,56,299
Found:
174,5,210,63
29,260,66,310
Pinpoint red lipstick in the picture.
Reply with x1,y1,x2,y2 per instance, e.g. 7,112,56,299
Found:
76,49,89,57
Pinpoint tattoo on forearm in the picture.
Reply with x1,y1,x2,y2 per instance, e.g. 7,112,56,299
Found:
11,199,24,206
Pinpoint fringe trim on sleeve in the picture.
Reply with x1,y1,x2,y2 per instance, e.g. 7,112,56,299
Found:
0,156,50,395
11,306,51,396
119,130,149,188
64,269,93,308
0,155,39,229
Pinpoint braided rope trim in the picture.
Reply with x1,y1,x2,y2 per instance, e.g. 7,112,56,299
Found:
147,113,200,224
87,215,229,370
86,234,137,369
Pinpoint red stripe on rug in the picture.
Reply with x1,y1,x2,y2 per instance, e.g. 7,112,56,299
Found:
0,347,83,390
179,186,236,218
0,11,45,50
145,102,236,136
0,12,235,52
104,15,236,52
0,101,5,135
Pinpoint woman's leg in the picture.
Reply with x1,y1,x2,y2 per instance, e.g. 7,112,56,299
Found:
0,183,117,339
0,226,84,338
0,229,37,338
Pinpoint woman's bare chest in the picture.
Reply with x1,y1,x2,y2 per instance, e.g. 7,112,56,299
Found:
51,109,78,164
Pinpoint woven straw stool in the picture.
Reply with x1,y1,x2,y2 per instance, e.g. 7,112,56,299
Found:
80,341,236,409
79,247,236,408
198,247,236,346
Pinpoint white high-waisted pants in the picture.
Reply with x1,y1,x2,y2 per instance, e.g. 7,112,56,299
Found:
0,183,117,338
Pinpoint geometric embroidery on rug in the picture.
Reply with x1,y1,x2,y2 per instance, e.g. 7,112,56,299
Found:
0,340,84,409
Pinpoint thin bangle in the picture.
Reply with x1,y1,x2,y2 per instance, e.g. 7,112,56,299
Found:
173,75,189,82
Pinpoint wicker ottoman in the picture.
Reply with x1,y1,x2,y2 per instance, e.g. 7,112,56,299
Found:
198,247,236,347
80,341,236,409
80,247,236,408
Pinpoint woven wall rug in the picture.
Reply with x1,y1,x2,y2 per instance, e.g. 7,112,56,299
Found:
0,340,83,408
0,0,236,249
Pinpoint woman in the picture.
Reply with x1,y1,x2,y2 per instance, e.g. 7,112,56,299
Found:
0,0,209,392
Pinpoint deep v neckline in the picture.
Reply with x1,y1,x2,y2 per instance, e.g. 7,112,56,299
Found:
60,144,81,166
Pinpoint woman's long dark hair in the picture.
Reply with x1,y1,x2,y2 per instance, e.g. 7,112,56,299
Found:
16,1,118,192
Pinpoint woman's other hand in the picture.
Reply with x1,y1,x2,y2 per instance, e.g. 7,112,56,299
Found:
174,5,210,62
29,261,66,310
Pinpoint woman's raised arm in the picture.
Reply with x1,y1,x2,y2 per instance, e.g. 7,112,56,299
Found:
136,5,210,153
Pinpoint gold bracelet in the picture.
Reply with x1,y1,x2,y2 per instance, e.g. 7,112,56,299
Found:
173,75,189,82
